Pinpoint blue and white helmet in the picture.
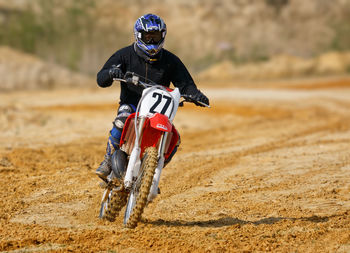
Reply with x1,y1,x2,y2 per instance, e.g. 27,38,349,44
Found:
134,14,167,57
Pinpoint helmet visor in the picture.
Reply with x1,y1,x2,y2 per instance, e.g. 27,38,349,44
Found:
141,31,163,45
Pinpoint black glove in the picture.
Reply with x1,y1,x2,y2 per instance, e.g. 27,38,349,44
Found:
192,89,209,107
109,64,124,79
123,71,136,85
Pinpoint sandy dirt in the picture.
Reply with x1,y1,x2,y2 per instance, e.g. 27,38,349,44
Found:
0,78,350,252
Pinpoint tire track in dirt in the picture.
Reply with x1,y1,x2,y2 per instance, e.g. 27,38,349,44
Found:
149,121,350,221
159,99,350,193
1,86,350,252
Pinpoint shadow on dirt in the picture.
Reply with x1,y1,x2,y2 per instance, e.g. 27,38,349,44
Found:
145,214,338,228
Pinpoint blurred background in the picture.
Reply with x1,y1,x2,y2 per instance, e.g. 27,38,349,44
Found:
0,0,350,91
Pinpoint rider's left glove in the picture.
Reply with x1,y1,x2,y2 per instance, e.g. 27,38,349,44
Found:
192,89,209,107
109,64,124,79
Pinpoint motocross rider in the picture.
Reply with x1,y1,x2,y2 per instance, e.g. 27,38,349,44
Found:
95,13,209,180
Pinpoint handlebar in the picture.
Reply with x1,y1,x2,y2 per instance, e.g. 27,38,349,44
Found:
113,72,210,108
114,71,157,89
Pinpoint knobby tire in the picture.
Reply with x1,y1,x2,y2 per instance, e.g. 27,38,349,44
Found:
124,146,158,228
104,188,128,222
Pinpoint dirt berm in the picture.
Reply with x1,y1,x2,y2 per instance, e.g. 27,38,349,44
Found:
0,46,93,91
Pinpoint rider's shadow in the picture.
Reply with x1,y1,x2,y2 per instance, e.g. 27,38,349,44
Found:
144,214,336,228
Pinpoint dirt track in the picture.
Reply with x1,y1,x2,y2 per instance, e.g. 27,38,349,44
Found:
0,78,350,252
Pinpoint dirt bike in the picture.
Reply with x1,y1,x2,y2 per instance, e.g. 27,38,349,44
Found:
98,72,209,228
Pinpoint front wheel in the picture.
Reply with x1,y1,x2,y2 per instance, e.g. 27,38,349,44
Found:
123,146,158,228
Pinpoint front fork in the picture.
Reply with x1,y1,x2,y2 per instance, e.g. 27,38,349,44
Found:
148,131,168,202
123,116,168,201
123,117,145,189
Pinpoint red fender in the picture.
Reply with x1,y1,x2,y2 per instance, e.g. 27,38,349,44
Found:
149,113,172,132
140,113,171,156
120,112,178,159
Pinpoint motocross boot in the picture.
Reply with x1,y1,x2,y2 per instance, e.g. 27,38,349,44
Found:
95,153,112,180
95,135,119,180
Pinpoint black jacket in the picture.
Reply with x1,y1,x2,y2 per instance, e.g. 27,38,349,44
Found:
97,43,199,105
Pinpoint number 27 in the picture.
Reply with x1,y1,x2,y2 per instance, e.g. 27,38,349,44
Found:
150,92,172,114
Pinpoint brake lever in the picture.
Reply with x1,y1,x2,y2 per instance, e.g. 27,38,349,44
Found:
195,100,211,108
113,78,125,82
114,75,143,88
180,95,211,108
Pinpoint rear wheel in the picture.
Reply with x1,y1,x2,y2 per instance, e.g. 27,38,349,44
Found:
123,146,158,228
103,187,128,222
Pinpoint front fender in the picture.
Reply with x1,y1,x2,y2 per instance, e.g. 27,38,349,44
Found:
149,113,172,132
139,113,171,156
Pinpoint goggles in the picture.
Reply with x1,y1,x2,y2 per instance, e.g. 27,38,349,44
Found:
141,31,163,44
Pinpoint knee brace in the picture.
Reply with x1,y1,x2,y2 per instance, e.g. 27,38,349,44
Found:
110,104,136,142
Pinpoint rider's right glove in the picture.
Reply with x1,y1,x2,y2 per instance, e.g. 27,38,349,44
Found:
109,64,124,79
192,89,210,107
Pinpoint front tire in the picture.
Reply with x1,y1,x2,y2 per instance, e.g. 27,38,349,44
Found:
123,146,158,228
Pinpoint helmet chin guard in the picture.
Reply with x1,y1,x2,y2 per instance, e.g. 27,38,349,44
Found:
134,14,167,57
